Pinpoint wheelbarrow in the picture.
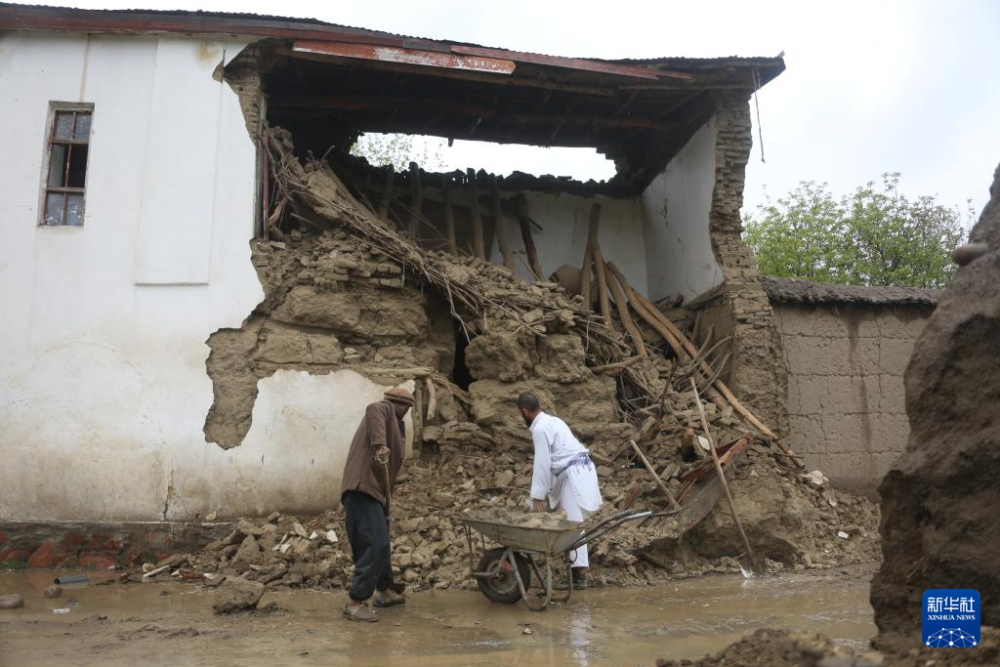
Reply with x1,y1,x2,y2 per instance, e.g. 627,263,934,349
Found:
458,509,651,611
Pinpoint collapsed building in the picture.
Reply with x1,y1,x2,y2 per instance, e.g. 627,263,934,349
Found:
1,5,892,578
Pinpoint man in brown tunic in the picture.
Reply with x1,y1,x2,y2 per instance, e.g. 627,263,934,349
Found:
340,387,413,622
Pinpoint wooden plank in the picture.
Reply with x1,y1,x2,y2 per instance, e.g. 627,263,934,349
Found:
293,40,516,75
467,169,486,261
489,175,515,272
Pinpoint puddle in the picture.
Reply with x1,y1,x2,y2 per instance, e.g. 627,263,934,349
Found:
0,566,877,666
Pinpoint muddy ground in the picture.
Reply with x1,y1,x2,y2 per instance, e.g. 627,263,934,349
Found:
0,566,876,667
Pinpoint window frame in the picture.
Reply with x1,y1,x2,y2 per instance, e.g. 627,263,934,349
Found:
39,102,94,228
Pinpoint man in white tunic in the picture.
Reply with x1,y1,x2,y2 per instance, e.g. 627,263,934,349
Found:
518,391,602,589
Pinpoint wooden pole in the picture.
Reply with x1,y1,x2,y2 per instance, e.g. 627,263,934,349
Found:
442,174,457,256
629,439,681,510
490,175,515,272
514,194,544,280
377,164,395,223
407,161,423,240
592,242,614,329
580,203,600,311
467,168,486,261
606,261,802,467
691,379,763,574
605,260,647,357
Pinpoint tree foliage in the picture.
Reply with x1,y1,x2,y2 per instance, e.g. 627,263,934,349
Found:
350,133,445,172
744,174,968,289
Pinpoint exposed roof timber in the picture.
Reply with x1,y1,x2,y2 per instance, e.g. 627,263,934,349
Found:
272,95,678,132
293,40,516,76
285,48,621,97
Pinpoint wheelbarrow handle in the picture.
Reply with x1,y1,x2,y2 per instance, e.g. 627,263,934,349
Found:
566,509,652,553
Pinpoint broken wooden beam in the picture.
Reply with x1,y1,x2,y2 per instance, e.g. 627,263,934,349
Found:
467,169,486,261
605,258,647,357
489,174,515,272
377,164,395,223
629,439,681,511
442,174,457,255
407,161,422,240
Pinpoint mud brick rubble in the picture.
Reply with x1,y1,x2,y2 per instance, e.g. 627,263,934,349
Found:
142,127,883,594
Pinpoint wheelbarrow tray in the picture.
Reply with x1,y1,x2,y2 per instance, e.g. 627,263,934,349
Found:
460,517,584,555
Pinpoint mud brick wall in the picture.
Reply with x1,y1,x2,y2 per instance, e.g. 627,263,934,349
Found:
702,95,789,435
772,303,933,492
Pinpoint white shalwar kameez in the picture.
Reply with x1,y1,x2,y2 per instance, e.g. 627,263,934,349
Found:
529,412,603,568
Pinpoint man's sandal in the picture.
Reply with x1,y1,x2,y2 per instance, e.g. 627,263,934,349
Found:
343,604,379,622
373,591,406,608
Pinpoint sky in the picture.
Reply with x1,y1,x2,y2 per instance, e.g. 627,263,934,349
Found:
14,0,1000,217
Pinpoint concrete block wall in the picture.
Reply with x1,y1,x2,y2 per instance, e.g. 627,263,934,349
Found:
772,302,932,492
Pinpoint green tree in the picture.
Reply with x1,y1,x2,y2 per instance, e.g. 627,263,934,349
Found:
744,174,968,289
350,133,446,172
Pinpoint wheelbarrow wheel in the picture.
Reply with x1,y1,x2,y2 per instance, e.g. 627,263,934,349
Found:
476,548,532,604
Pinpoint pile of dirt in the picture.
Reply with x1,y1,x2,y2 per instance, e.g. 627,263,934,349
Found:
143,417,877,592
871,164,1000,636
655,627,1000,667
655,629,840,667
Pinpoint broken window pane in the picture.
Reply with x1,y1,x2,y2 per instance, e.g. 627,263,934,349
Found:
67,145,88,188
74,113,91,141
66,194,84,226
44,192,65,225
43,106,92,226
48,144,67,187
54,112,75,140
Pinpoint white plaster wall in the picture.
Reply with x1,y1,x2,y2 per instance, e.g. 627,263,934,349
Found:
641,120,721,302
487,193,650,295
0,33,405,522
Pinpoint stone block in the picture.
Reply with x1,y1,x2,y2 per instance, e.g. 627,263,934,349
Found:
788,414,825,454
783,336,853,375
878,374,906,414
792,375,828,415
821,413,870,453
213,577,265,614
880,338,917,374
877,310,931,339
773,306,849,338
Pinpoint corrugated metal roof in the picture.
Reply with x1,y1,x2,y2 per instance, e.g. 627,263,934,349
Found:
0,3,785,78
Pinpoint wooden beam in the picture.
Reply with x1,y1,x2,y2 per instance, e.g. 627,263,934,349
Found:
467,169,486,261
273,94,678,132
442,175,457,256
490,175,515,272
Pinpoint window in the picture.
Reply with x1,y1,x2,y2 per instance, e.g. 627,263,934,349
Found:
42,106,92,226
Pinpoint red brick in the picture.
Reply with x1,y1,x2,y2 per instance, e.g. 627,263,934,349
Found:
27,540,68,569
0,547,28,563
63,533,87,550
84,531,123,552
79,551,117,569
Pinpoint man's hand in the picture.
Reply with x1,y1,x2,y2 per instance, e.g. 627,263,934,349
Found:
374,446,390,465
531,498,547,513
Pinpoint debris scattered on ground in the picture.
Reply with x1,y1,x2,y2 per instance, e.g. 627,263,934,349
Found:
0,593,25,609
44,584,62,599
212,577,265,614
656,627,1000,667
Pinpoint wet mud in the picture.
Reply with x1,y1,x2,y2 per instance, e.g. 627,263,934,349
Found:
0,566,876,667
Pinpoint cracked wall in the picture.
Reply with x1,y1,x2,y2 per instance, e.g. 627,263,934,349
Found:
773,303,932,492
202,230,455,450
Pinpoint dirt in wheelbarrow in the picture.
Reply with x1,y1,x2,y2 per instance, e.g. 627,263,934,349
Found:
0,564,878,667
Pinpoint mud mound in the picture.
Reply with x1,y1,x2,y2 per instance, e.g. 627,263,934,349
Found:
871,164,1000,635
655,628,838,666
655,627,1000,667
